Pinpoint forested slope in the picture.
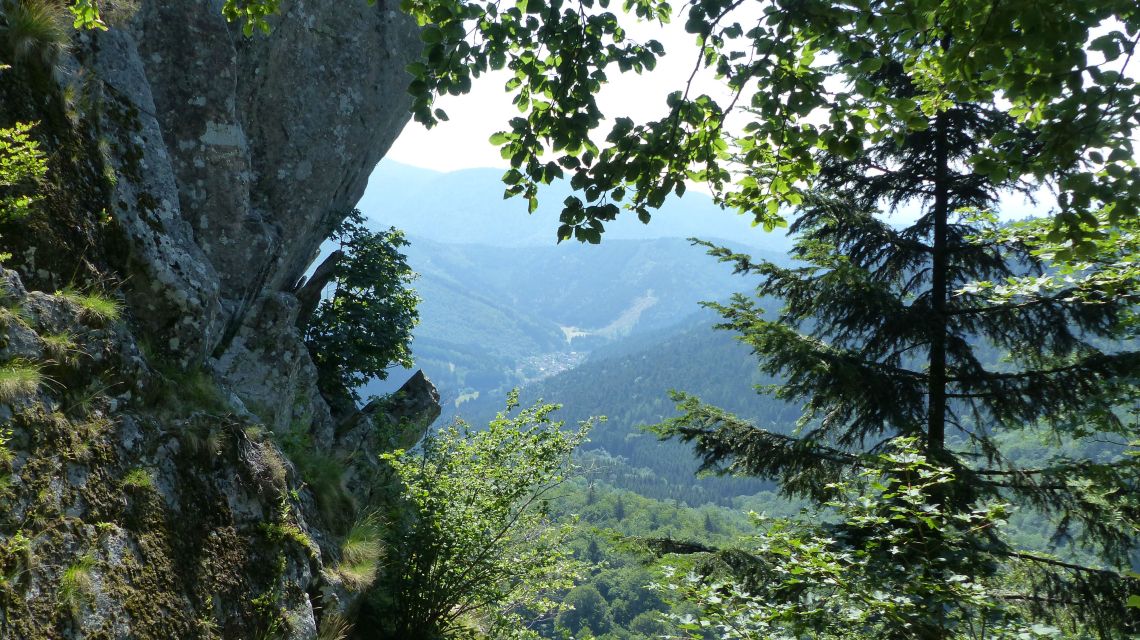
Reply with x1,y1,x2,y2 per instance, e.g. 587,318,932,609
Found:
457,308,799,505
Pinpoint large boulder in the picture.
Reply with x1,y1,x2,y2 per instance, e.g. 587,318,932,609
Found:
90,0,419,365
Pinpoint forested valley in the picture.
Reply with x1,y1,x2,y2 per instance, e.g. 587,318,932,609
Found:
358,158,1137,638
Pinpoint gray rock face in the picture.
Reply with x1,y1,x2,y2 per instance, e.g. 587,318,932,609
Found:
0,2,444,637
91,0,420,367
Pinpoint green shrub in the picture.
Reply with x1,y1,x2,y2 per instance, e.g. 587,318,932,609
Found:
369,393,590,638
0,121,47,228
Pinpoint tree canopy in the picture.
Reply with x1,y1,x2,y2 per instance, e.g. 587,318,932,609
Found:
620,4,1140,635
303,210,419,402
395,0,1139,251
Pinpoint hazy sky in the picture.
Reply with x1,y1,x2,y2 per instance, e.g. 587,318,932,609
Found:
380,14,1128,222
385,18,712,172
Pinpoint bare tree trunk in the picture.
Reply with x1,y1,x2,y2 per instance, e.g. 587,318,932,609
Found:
293,249,343,328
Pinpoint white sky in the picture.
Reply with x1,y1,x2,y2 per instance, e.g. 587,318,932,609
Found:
385,18,711,172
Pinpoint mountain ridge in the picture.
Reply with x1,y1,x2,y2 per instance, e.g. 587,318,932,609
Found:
361,161,798,252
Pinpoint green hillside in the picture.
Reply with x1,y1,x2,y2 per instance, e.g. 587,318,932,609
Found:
362,236,786,415
456,309,799,505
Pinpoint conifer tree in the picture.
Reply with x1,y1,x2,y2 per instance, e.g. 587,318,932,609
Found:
654,52,1140,636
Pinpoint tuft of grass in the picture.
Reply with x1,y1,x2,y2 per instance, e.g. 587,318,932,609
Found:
56,287,121,324
0,0,71,68
180,421,227,460
316,613,353,640
257,442,288,491
334,512,384,591
62,376,119,417
205,428,226,458
120,467,153,490
40,330,79,363
277,421,355,532
0,360,41,402
58,553,95,616
0,299,33,329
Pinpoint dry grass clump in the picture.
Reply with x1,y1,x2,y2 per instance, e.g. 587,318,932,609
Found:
0,0,71,68
316,613,353,640
0,360,40,402
334,512,384,591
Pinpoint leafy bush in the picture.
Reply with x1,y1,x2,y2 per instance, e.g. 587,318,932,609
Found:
0,121,45,225
368,393,590,639
304,210,418,402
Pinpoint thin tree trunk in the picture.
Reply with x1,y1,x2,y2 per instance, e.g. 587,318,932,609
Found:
927,108,949,460
293,249,343,328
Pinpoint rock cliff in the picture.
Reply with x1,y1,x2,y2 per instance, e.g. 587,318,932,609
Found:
0,1,437,637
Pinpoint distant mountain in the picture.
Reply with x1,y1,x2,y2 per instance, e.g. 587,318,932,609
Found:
352,161,800,433
362,236,785,416
358,161,796,253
